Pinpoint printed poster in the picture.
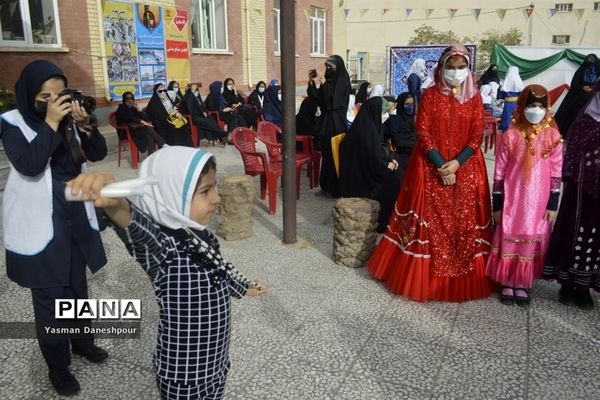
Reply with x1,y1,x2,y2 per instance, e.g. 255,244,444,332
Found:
135,4,167,97
164,8,190,88
103,0,140,100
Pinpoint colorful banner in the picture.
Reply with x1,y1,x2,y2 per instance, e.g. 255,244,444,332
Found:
473,9,481,21
135,4,166,97
496,9,507,21
548,8,557,18
103,0,140,100
448,9,458,18
424,9,434,18
343,9,350,18
405,9,412,17
164,8,190,89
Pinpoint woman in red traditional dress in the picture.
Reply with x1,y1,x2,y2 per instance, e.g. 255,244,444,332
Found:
367,44,493,302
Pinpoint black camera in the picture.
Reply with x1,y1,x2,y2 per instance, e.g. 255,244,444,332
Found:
59,89,96,114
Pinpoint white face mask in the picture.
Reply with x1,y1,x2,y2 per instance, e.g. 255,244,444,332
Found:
227,85,234,91
277,94,282,102
315,107,321,117
366,87,372,94
173,86,179,92
258,87,265,93
524,106,546,125
443,68,469,87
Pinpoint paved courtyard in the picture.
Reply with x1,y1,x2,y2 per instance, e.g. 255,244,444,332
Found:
0,141,598,400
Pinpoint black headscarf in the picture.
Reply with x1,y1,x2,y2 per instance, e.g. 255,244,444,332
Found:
207,81,228,110
145,83,170,121
383,92,416,152
478,64,500,86
15,60,67,130
339,96,388,197
355,81,370,103
296,97,319,135
222,77,241,107
262,85,282,120
324,55,352,113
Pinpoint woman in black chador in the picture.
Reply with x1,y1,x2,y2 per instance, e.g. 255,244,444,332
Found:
307,55,351,197
554,54,600,137
338,96,402,232
383,92,417,181
144,83,193,147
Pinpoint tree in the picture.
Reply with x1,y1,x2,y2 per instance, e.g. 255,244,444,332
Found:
407,25,523,70
408,25,462,45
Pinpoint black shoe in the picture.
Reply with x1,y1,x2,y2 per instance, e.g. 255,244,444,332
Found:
499,287,515,305
72,345,109,363
574,288,595,310
514,288,530,308
558,285,577,306
48,367,80,396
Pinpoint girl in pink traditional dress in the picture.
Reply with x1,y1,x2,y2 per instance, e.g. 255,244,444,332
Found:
486,84,564,307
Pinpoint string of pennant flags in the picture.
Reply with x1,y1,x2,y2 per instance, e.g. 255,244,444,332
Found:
341,7,587,22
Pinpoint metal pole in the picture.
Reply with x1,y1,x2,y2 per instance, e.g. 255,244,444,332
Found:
527,4,535,46
281,0,297,243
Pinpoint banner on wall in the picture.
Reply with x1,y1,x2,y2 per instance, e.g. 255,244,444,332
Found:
103,0,140,100
388,45,477,97
164,8,190,88
135,4,167,98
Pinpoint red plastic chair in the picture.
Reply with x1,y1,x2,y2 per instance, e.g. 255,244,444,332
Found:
183,115,200,147
108,112,139,169
231,127,301,215
483,115,498,153
208,110,227,131
256,121,315,188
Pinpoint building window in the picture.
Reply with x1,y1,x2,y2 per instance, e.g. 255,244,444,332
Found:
0,0,61,46
310,7,325,55
555,3,573,12
273,0,280,53
552,35,570,44
191,0,228,50
594,2,600,11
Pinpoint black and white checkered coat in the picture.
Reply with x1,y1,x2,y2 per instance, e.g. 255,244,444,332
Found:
114,206,247,385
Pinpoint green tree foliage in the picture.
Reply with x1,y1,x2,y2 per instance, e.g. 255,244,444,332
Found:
407,25,523,70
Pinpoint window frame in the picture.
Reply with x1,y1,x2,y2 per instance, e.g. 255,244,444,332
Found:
273,0,280,54
554,3,573,12
191,0,229,51
552,34,570,44
594,2,600,11
310,7,325,56
0,0,62,47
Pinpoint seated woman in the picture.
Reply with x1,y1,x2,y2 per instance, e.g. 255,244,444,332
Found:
262,85,283,127
248,81,267,112
339,96,403,233
223,77,258,128
166,80,183,108
205,81,247,133
182,83,227,144
296,96,320,150
354,81,371,104
115,91,165,154
145,83,193,147
382,92,416,178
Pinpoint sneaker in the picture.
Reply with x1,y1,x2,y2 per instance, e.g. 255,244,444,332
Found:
72,344,109,363
48,367,80,396
558,285,577,306
574,288,595,310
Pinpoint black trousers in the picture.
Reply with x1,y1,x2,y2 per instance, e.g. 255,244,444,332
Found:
30,241,95,370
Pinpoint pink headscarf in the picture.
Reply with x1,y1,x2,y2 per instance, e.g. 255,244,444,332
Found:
434,43,477,104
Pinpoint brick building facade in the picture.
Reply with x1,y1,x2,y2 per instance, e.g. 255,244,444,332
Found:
0,0,334,109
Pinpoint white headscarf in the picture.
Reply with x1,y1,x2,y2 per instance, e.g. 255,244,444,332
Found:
421,62,437,90
368,84,384,98
134,146,214,231
409,58,427,80
501,66,524,93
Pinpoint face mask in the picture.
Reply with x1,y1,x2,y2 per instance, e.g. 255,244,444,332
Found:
389,109,397,115
193,90,199,97
34,100,48,119
325,66,335,80
173,86,179,92
366,87,372,94
277,94,282,102
524,106,546,125
227,85,234,91
126,100,135,108
443,68,469,87
315,107,321,117
404,104,415,115
258,87,265,93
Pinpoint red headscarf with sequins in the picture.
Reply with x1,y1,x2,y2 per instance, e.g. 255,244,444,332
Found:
433,43,477,104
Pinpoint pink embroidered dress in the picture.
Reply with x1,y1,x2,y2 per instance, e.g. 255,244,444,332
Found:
486,85,563,289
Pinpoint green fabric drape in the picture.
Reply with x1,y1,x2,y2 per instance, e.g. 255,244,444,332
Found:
490,44,586,80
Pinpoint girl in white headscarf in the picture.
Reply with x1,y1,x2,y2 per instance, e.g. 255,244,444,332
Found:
498,66,524,131
407,58,427,104
68,147,268,399
368,84,385,98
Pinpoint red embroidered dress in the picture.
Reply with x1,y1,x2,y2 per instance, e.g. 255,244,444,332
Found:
367,47,492,302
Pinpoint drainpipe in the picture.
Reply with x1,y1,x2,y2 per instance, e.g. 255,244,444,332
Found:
245,0,252,86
